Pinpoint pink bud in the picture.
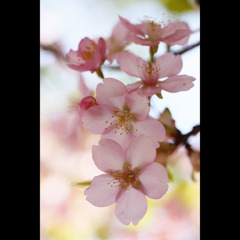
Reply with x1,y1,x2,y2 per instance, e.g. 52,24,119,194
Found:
78,96,98,117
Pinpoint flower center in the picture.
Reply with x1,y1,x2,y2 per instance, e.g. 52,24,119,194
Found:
114,109,135,133
104,106,138,135
109,162,141,190
79,42,97,60
137,62,161,86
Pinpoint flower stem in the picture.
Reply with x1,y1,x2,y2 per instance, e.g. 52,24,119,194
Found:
95,67,104,79
149,45,158,63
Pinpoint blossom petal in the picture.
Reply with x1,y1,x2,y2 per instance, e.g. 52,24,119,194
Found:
159,75,195,93
155,52,182,78
139,162,169,199
126,82,142,92
98,37,107,59
92,139,125,173
126,135,157,169
66,49,84,65
126,91,149,120
119,16,144,36
117,51,145,78
82,105,114,134
137,85,161,96
115,188,148,225
96,78,127,109
160,22,192,45
84,174,120,207
100,127,132,151
132,117,166,145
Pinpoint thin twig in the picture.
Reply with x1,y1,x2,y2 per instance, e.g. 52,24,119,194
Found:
171,41,200,55
40,42,67,62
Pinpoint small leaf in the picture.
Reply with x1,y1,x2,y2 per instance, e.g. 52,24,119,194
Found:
159,0,196,13
74,181,91,186
166,166,174,182
156,92,163,99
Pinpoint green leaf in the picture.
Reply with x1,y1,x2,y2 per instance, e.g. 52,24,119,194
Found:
74,181,91,186
159,0,196,13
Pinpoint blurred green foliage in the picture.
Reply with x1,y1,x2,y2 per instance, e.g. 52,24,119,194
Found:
158,0,197,13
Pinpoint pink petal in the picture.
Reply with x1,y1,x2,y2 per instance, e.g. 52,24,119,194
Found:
132,117,166,146
159,75,195,93
82,105,114,134
96,78,127,109
161,22,192,45
78,96,98,118
139,162,169,199
126,82,142,92
78,74,92,97
84,174,120,207
66,49,84,65
119,16,144,36
106,21,131,55
67,63,94,72
125,135,157,169
137,85,161,97
155,52,182,78
115,188,148,225
169,35,191,46
100,127,132,151
126,91,149,120
92,139,125,173
111,21,130,43
97,37,107,59
78,37,95,50
116,51,145,78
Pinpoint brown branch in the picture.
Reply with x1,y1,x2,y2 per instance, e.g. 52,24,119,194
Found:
40,42,67,62
175,124,200,146
171,41,200,55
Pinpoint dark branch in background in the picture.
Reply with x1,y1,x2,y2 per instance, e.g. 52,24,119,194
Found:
170,41,200,55
40,42,67,62
175,125,200,146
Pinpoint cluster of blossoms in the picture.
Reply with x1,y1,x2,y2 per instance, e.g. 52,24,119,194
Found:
66,16,196,225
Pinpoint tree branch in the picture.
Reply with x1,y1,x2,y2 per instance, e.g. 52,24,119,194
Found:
170,41,200,55
40,42,67,62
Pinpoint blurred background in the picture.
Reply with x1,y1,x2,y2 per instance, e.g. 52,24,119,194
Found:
40,0,200,239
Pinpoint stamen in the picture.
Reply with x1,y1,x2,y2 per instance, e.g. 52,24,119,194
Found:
110,162,141,191
113,108,136,135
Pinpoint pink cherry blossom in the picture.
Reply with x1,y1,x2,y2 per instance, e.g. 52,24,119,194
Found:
81,78,166,149
78,96,98,118
84,136,169,225
66,37,106,72
117,51,195,96
119,16,193,46
105,21,132,62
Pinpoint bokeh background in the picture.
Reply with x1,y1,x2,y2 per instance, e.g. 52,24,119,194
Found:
40,0,200,239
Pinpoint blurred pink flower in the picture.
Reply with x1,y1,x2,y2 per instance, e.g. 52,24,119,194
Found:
105,21,132,62
119,16,193,46
66,37,106,72
81,78,166,149
117,51,195,96
78,96,98,118
84,136,169,225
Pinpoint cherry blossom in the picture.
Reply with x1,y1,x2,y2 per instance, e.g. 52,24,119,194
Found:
78,96,98,118
105,21,132,62
119,16,193,46
81,78,166,149
84,136,169,225
117,51,195,96
66,37,106,72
